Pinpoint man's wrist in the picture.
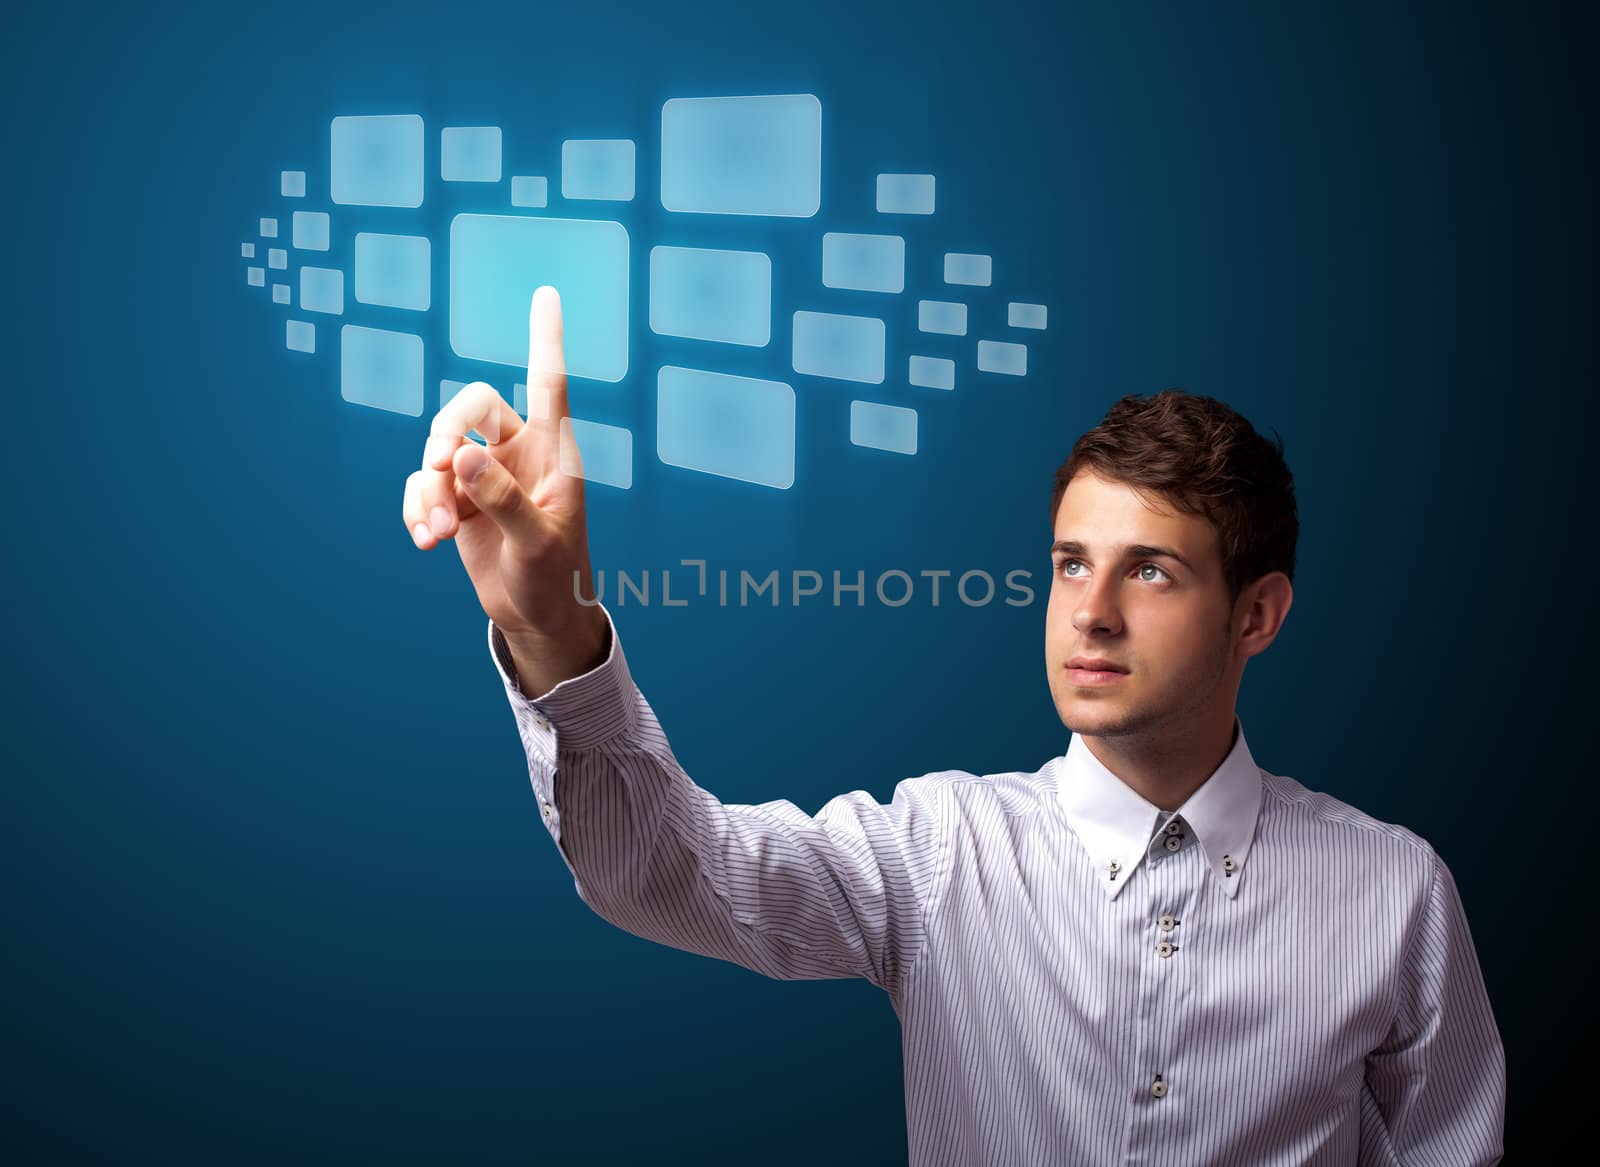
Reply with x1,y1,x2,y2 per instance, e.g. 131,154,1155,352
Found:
502,611,612,698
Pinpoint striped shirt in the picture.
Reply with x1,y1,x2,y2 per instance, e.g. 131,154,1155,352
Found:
489,605,1506,1165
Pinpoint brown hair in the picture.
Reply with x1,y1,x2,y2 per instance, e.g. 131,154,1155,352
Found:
1050,389,1298,606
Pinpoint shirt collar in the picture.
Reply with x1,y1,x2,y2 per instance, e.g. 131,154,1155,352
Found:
1054,717,1263,901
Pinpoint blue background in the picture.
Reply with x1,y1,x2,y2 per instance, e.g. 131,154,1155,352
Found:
5,0,1591,1159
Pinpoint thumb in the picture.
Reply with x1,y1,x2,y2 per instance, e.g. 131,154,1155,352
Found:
453,443,546,546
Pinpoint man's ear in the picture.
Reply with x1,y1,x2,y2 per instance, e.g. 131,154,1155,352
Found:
1236,572,1293,659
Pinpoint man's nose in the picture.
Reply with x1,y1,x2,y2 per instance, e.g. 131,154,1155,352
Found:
1072,577,1123,637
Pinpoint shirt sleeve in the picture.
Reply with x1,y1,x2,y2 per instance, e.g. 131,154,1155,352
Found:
1357,845,1506,1165
486,603,951,999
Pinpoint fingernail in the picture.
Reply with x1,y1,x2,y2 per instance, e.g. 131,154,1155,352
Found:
412,522,431,546
458,444,490,482
429,506,452,539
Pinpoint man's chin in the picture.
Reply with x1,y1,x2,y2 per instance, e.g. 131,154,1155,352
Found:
1056,698,1149,738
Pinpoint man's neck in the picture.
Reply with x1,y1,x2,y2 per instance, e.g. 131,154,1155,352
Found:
1081,715,1239,811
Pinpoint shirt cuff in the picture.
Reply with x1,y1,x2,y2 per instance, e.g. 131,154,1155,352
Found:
486,601,639,766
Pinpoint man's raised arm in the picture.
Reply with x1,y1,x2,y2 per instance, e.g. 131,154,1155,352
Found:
402,288,952,996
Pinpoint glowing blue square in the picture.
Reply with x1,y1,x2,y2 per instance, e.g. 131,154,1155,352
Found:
561,140,635,201
260,218,278,238
267,248,287,270
792,311,884,384
977,340,1027,376
286,320,315,352
657,366,795,489
909,355,955,390
241,242,255,258
850,401,917,455
918,300,967,336
442,126,502,182
875,173,935,215
272,283,290,305
246,267,264,287
1009,302,1048,329
355,233,431,311
281,170,306,197
449,213,629,382
300,267,344,315
822,233,905,294
331,114,425,208
293,211,330,251
661,95,821,217
649,246,771,347
561,418,632,489
341,325,423,416
944,253,992,286
511,176,548,208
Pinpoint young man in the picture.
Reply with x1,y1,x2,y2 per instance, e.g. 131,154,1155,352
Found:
403,288,1506,1164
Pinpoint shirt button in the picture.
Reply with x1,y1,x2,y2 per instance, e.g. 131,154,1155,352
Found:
1164,820,1183,836
1156,941,1176,958
540,800,553,818
1158,914,1177,932
533,712,550,730
1163,835,1182,852
1151,1075,1168,1098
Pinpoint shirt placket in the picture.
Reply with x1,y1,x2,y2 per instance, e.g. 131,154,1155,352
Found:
1122,813,1203,1163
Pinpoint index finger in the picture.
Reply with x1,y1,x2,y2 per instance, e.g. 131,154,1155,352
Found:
523,285,569,427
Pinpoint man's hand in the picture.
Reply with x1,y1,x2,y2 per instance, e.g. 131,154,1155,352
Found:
401,285,609,696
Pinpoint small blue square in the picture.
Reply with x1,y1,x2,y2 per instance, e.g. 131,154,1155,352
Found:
442,126,502,182
272,283,290,305
260,217,278,238
246,267,264,286
300,267,344,315
511,175,548,208
241,242,255,258
561,139,635,201
267,248,287,270
293,211,330,252
281,170,307,198
286,320,315,353
355,233,431,312
341,325,424,416
331,114,425,208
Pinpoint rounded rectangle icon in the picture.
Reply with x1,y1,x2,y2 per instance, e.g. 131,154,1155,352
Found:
341,325,423,416
1008,302,1048,330
944,253,992,286
792,310,886,384
876,173,935,215
355,233,431,312
918,300,967,336
331,114,425,208
442,126,503,183
909,355,955,390
449,214,629,383
850,400,918,455
822,233,905,294
657,366,796,490
649,246,771,347
561,140,635,201
661,95,821,217
977,340,1028,376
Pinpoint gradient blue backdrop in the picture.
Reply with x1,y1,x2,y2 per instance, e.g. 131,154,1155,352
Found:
5,0,1591,1160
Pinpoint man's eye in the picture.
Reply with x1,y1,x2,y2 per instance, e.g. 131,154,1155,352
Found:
1057,558,1170,583
1137,563,1170,582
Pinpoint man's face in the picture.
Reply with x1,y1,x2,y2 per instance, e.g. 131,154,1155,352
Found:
1045,470,1242,739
